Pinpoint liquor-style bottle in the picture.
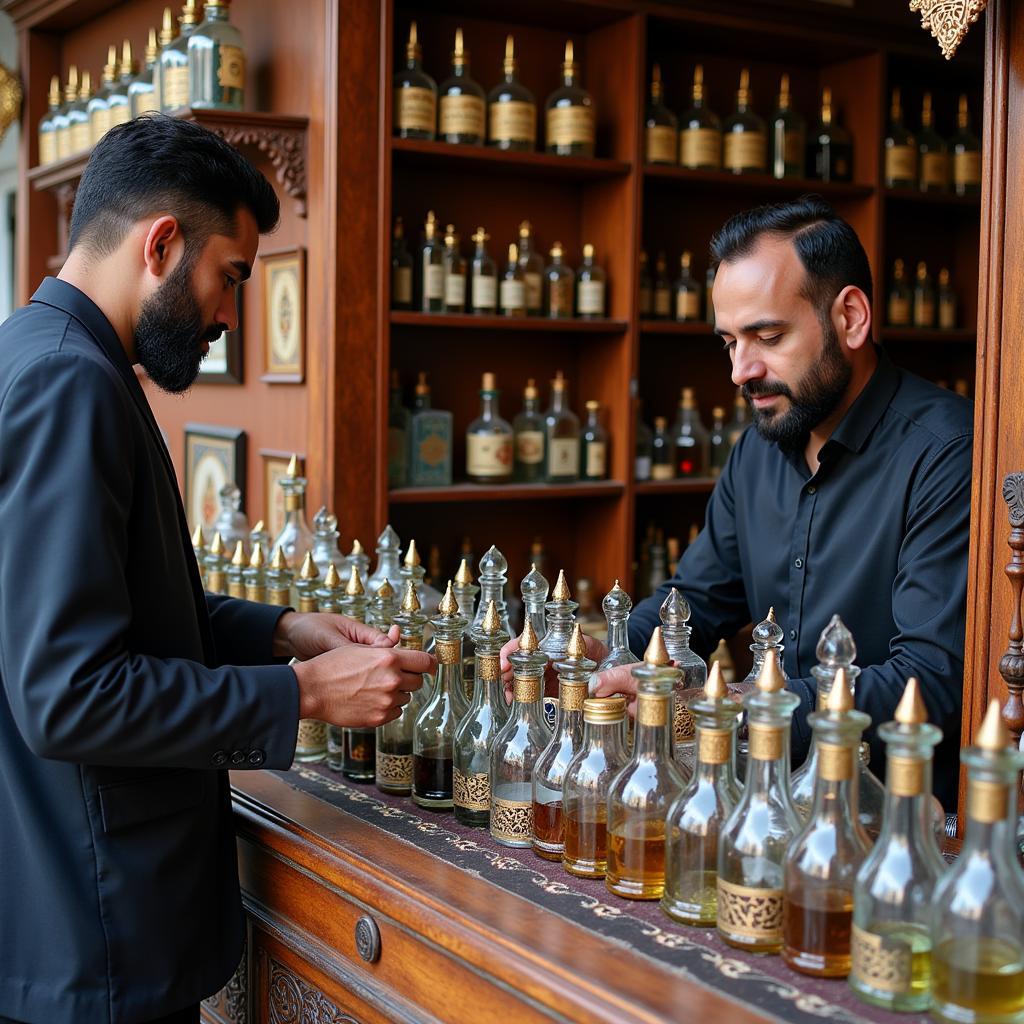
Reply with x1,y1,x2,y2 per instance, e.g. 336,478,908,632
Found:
470,227,497,314
466,371,513,484
490,620,550,846
488,34,535,151
38,76,62,166
885,87,917,189
271,455,315,567
580,401,608,481
653,251,672,320
606,629,687,899
105,41,134,129
67,71,93,156
888,258,912,326
938,268,957,329
913,261,936,328
545,41,595,157
808,86,853,183
931,700,1024,1023
407,372,453,487
391,217,413,310
645,63,678,166
438,27,485,145
203,533,227,595
662,663,743,926
673,387,709,477
387,371,410,489
152,7,175,114
918,92,949,193
638,250,653,318
544,371,581,483
453,601,510,827
709,406,729,478
367,524,402,598
635,406,653,482
513,379,546,482
596,581,639,672
673,252,701,322
726,388,750,447
226,540,246,598
849,678,946,1012
651,416,675,480
770,73,805,180
576,244,606,319
782,666,872,977
88,54,114,147
951,93,982,196
470,545,514,639
500,243,526,317
419,211,444,313
211,483,248,554
266,547,293,607
393,21,436,140
159,0,199,112
129,28,160,117
514,221,545,316
533,624,595,860
520,563,549,643
723,68,766,175
679,64,721,170
717,650,802,952
545,242,575,318
441,224,465,313
539,569,578,665
188,0,245,111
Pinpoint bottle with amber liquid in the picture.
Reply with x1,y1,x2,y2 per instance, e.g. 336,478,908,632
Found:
938,268,958,330
673,252,701,322
849,678,946,1013
638,251,653,318
394,21,436,140
673,387,709,477
545,242,574,318
516,222,545,315
439,28,485,146
888,259,912,326
470,227,497,315
918,91,949,193
391,217,414,310
580,401,608,481
913,261,936,328
513,379,546,482
808,87,852,183
930,701,1024,1024
500,244,526,317
723,69,766,175
769,73,805,180
488,34,535,151
679,64,721,170
645,63,678,166
606,630,686,899
952,94,982,196
544,372,581,483
442,224,465,314
885,88,917,189
545,41,595,157
420,211,444,313
576,244,606,319
653,252,672,320
651,417,675,480
533,624,594,861
490,621,551,847
466,372,513,484
339,567,376,781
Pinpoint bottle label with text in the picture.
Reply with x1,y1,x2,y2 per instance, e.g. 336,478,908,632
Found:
547,437,580,476
680,127,721,168
440,94,485,138
489,100,536,144
646,125,677,164
472,274,497,311
397,86,436,134
577,280,605,316
467,432,513,477
546,105,595,147
724,131,766,172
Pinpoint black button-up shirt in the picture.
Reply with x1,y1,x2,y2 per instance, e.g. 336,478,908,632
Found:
627,348,973,810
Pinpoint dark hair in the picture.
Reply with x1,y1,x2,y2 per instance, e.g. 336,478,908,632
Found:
69,114,280,257
709,197,873,321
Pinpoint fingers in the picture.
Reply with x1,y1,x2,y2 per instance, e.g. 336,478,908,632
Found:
386,624,401,645
499,637,520,677
396,671,426,693
392,647,436,676
591,664,638,699
585,635,610,663
342,617,392,647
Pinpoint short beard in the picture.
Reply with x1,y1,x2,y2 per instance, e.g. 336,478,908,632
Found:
743,317,852,452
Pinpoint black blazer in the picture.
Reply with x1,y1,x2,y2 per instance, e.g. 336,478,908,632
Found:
0,278,299,1024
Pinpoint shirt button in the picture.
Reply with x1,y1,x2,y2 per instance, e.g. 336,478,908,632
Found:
789,629,797,641
795,558,803,569
807,485,816,494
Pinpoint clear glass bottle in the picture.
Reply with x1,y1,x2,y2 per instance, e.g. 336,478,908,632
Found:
337,567,375,782
266,546,293,607
152,7,176,115
105,42,133,129
159,0,199,113
645,62,678,166
38,76,62,167
635,405,653,482
545,40,594,157
533,625,594,860
272,455,315,568
673,387,709,477
723,68,766,175
770,73,805,180
367,524,402,598
931,700,1024,1024
576,244,606,319
849,678,946,1012
67,70,92,156
400,538,441,620
918,91,949,194
913,261,936,329
513,379,546,482
212,483,248,554
726,388,750,447
323,562,351,771
470,227,497,314
659,588,708,772
129,27,160,117
606,629,687,899
651,251,670,320
545,242,574,318
885,87,917,189
679,63,721,170
466,371,513,484
596,581,639,674
387,371,410,489
651,416,675,480
516,221,545,315
544,371,581,483
470,545,513,639
442,224,466,314
638,250,653,318
294,552,321,613
500,243,526,317
520,564,549,644
407,373,453,487
420,210,444,313
201,532,226,594
662,663,743,925
888,258,913,326
243,541,266,603
490,621,551,846
938,268,958,330
709,406,729,478
808,86,853,183
452,557,479,701
188,0,245,111
539,569,578,664
367,576,397,633
438,27,485,146
88,54,114,147
717,649,802,953
488,34,535,151
391,216,414,310
580,400,608,481
952,93,982,196
226,539,247,599
393,20,436,141
673,251,701,322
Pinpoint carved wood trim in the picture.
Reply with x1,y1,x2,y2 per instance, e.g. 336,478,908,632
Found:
267,954,361,1024
1000,472,1024,747
201,936,248,1024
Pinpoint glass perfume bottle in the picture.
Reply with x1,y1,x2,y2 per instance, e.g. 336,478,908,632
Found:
576,244,606,319
544,371,581,483
580,401,607,481
645,62,678,166
951,93,982,196
679,63,721,170
918,91,949,194
212,483,248,554
782,667,872,977
294,552,320,613
203,533,228,595
453,557,480,696
367,577,397,633
38,75,62,166
769,73,805,180
931,701,1024,1024
88,53,114,146
400,538,441,621
723,68,766,175
338,568,375,781
466,372,513,484
808,86,853,183
885,87,917,189
188,0,245,111
311,506,345,576
662,663,743,926
673,387,709,478
660,588,708,773
271,454,315,568
521,564,549,644
653,251,672,319
420,211,444,313
442,225,466,314
226,540,247,599
243,541,266,603
545,242,574,318
533,625,594,860
407,373,453,487
673,252,701,322
266,547,293,607
367,524,402,598
438,27,485,146
513,379,546,482
651,417,675,480
159,0,199,112
129,27,160,117
539,569,578,664
67,71,93,156
106,40,134,129
517,221,545,315
913,261,936,329
545,40,595,157
318,564,344,615
470,227,497,314
596,582,639,674
488,34,535,152
490,621,550,847
393,20,436,140
499,244,526,317
453,600,510,828
638,250,653,318
635,406,653,482
470,545,513,640
709,406,729,478
888,258,912,326
606,629,687,900
391,217,414,310
717,649,802,953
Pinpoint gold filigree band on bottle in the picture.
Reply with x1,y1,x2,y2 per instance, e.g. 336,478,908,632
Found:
716,878,784,941
637,695,668,727
491,798,533,841
296,720,326,749
514,676,542,702
850,923,914,995
887,754,925,797
477,654,501,680
748,723,784,761
435,638,461,665
376,751,413,786
561,682,587,712
674,703,696,743
818,741,854,781
699,727,732,765
453,769,490,812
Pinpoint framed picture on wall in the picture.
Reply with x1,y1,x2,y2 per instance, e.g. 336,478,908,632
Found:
261,449,304,542
197,285,244,384
260,246,305,383
184,424,247,535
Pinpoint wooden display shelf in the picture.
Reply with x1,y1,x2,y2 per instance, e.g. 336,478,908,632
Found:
880,327,976,343
643,164,874,200
639,320,716,335
884,187,982,208
634,478,716,495
390,311,629,332
389,480,625,504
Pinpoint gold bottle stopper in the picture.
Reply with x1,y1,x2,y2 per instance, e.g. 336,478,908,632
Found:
455,558,474,586
406,20,421,61
821,86,834,125
438,580,459,616
567,622,588,659
503,34,516,75
102,46,117,84
323,562,341,589
519,219,532,239
231,540,246,566
916,260,928,281
582,243,594,260
79,70,93,99
551,369,567,392
404,539,420,567
346,565,365,596
121,39,137,76
519,617,539,652
643,626,671,667
705,660,727,700
160,7,175,46
737,67,751,106
691,62,706,102
550,241,563,259
64,64,79,102
894,676,928,725
481,598,501,634
471,226,489,246
209,532,225,557
249,541,265,569
551,568,571,601
424,210,437,239
508,242,518,264
756,647,785,693
681,251,692,270
562,40,576,75
180,0,198,27
444,223,457,248
523,378,539,400
285,453,300,478
825,666,853,713
299,550,319,580
252,519,265,533
680,386,696,409
375,577,395,599
270,545,289,571
415,371,430,396
48,75,61,106
976,698,1011,751
350,538,364,556
778,72,790,107
145,27,159,64
481,371,497,391
651,62,662,99
401,578,421,613
191,523,205,550
452,27,467,66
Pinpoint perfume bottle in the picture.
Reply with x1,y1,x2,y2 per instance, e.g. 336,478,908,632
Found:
679,64,721,170
191,523,206,581
203,533,228,595
580,401,608,481
595,582,639,674
500,244,526,317
67,70,93,155
673,387,709,477
544,371,581,483
407,373,453,487
309,507,343,577
470,227,497,314
488,34,535,151
393,20,436,140
885,88,917,189
400,538,442,622
662,663,743,926
466,372,513,484
723,68,766,175
660,588,708,774
338,567,375,781
545,40,595,157
226,540,246,598
439,27,485,145
576,244,606,319
88,53,114,146
673,252,701,322
918,91,949,194
272,455,315,567
38,75,61,166
769,73,805,180
517,221,545,315
539,570,578,664
211,483,248,553
951,93,982,196
188,0,245,110
470,545,513,640
513,379,546,482
521,563,550,644
367,524,402,598
453,557,480,698
645,63,678,166
545,242,575,318
389,218,414,311
739,607,787,688
266,547,293,607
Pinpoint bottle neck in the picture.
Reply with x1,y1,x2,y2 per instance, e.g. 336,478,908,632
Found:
522,396,538,415
582,720,626,760
204,4,229,22
744,720,794,795
961,774,1021,860
606,615,630,652
633,698,673,761
479,392,500,420
527,604,547,640
434,659,460,699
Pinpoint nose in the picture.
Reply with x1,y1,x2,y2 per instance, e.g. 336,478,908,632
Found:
217,292,239,333
730,339,766,388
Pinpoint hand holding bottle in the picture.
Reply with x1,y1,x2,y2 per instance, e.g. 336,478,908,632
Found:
273,610,399,659
499,631,608,702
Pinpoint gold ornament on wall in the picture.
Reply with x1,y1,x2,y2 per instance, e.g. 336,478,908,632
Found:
0,62,23,144
909,0,989,60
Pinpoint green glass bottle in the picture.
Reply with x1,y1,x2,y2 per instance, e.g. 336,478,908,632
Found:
188,0,245,111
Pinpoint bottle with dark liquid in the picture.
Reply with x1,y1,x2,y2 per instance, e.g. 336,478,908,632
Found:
487,34,536,152
884,87,917,189
339,566,376,781
438,27,485,146
808,86,853,183
679,63,721,170
393,20,436,140
917,91,949,194
782,667,872,977
452,557,480,698
645,63,678,166
951,93,981,196
769,73,805,180
723,68,766,175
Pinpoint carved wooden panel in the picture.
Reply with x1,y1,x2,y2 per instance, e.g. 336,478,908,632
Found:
202,938,248,1024
266,956,361,1024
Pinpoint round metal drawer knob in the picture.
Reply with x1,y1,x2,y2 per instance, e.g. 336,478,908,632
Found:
355,916,381,963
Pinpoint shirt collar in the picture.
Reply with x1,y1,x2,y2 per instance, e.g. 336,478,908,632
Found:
822,345,900,458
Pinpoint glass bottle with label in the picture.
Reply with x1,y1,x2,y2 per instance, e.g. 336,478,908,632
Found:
544,371,581,483
188,0,244,111
717,649,802,953
152,7,175,114
419,211,444,313
673,251,701,322
918,92,949,193
808,86,852,183
576,244,606,319
470,545,514,639
849,678,946,1012
770,73,805,180
638,250,653,318
679,64,721,170
439,28,484,146
651,251,671,320
105,41,134,128
673,387,709,477
500,243,526,317
635,405,653,482
470,227,497,314
723,68,766,175
391,217,413,310
387,370,409,488
913,261,936,328
513,379,546,482
466,372,513,484
887,258,912,326
407,373,453,487
88,54,114,147
645,63,678,166
938,268,957,329
520,564,549,643
545,242,575,318
160,0,199,111
651,416,675,480
885,87,917,189
930,700,1024,1024
951,93,981,196
545,40,595,157
709,406,729,477
440,225,465,313
580,401,608,481
368,524,402,598
517,222,545,315
726,388,750,447
452,557,480,694
488,34,535,151
129,28,160,117
539,569,578,664
393,21,436,140
67,70,93,156
38,76,62,166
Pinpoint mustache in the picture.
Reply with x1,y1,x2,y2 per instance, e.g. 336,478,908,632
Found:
201,324,228,345
743,380,793,400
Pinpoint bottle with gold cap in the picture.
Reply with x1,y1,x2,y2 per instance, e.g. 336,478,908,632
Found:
651,251,671,319
917,91,949,194
226,539,247,598
466,371,513,485
294,551,320,613
317,563,344,615
849,678,946,1012
808,86,852,184
662,662,743,925
513,379,546,482
717,649,801,952
470,545,513,639
367,576,397,633
243,541,266,603
339,564,368,622
38,76,63,166
580,400,607,481
129,27,161,117
249,518,270,559
532,624,595,860
191,523,207,585
399,538,441,620
645,63,678,166
544,371,581,482
913,261,936,329
679,64,721,170
311,506,346,577
888,258,913,326
769,73,805,180
538,569,578,664
659,589,708,773
673,252,701,322
951,93,981,196
673,387,709,477
203,532,228,594
67,71,93,156
438,27,484,145
885,88,917,189
545,40,595,157
88,52,116,145
106,40,135,129
469,226,497,314
441,224,465,313
56,66,80,158
782,666,872,977
188,0,245,111
517,222,545,315
393,20,436,140
723,68,766,175
160,0,199,111
452,557,480,691
488,34,535,151
406,374,453,488
212,483,248,554
347,537,370,584
545,242,575,318
938,268,958,330
266,546,293,607
930,700,1024,1023
272,455,316,566
453,599,510,827
576,244,606,319
499,244,526,317
152,8,175,114
490,618,551,846
606,629,687,899
391,217,414,312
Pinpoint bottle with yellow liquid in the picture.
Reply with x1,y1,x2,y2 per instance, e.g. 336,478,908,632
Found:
849,677,946,1012
930,700,1024,1024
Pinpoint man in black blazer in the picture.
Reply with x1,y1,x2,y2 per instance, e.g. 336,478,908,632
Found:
0,116,433,1024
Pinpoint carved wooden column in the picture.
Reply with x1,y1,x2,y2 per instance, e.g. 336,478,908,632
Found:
1000,472,1024,753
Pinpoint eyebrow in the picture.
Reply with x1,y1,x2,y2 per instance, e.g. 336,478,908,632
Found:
714,318,789,337
229,259,252,282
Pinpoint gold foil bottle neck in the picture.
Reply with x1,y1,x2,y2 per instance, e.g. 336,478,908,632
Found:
567,623,588,659
455,558,474,586
48,75,61,106
438,580,459,616
323,563,341,589
519,618,539,652
552,569,571,602
404,539,421,568
209,532,225,557
692,62,705,102
346,565,365,597
894,677,928,725
160,7,175,46
976,698,1011,751
705,660,727,700
400,579,420,613
79,70,93,99
180,0,198,26
191,523,205,549
583,242,594,260
231,540,246,567
651,62,662,100
737,67,751,106
406,20,421,61
270,545,289,571
550,241,563,260
503,34,515,75
481,599,501,635
778,72,790,108
252,520,265,534
756,648,785,693
826,666,853,713
453,26,466,65
103,46,117,83
286,453,299,478
375,577,394,600
482,371,497,391
248,541,265,569
121,39,137,76
643,627,670,667
299,550,319,580
64,65,79,103
562,40,576,74
145,27,159,63
821,87,833,125
424,211,437,241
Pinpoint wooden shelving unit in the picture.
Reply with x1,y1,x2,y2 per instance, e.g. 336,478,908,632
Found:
391,311,628,332
389,480,625,503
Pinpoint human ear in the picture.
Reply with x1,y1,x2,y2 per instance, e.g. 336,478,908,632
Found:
833,285,872,351
142,215,182,279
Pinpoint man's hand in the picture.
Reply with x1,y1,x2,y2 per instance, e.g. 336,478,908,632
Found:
499,632,609,703
591,663,638,718
273,610,399,660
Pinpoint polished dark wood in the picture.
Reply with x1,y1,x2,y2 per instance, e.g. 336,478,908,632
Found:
391,311,629,332
634,478,716,495
998,473,1024,748
389,480,626,503
879,328,977,344
644,163,874,200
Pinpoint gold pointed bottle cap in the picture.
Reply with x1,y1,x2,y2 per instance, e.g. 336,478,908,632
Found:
160,7,175,45
826,667,854,713
438,580,459,616
376,578,395,599
552,569,571,602
567,623,588,659
755,648,785,693
404,539,421,568
894,677,928,725
323,563,341,588
705,661,727,700
252,520,265,533
299,550,319,580
455,558,474,586
767,606,776,623
976,698,1011,751
145,27,159,61
231,540,246,567
519,618,539,652
401,579,421,613
270,545,290,571
208,532,225,557
286,453,299,478
191,523,205,548
350,538,364,556
643,627,670,667
346,565,365,596
249,541,265,568
481,599,501,634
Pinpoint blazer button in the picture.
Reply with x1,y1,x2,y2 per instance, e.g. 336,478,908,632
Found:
230,750,246,765
212,750,229,767
247,750,266,767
